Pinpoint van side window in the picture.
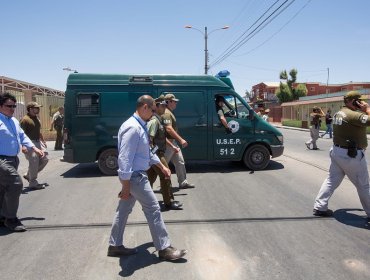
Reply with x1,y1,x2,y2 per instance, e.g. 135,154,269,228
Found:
76,93,100,115
218,94,250,119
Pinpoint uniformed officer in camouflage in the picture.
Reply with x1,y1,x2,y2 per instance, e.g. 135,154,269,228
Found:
305,106,325,150
162,93,195,189
147,95,183,210
313,91,370,220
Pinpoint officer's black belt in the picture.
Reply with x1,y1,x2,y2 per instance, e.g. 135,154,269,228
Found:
0,155,17,159
334,144,363,150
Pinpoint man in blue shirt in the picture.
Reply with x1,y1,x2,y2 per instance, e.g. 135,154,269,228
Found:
108,95,187,261
0,92,44,232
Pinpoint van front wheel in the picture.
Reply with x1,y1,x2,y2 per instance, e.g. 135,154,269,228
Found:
243,144,270,170
98,148,118,176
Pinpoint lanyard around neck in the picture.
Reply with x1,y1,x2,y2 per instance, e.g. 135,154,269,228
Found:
132,114,148,134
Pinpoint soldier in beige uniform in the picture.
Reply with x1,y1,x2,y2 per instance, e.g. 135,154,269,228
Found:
313,91,370,220
305,106,325,150
162,94,195,189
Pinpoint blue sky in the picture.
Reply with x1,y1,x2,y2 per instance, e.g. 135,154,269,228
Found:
1,0,369,96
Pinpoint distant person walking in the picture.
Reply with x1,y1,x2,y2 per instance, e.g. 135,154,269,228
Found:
108,95,187,261
320,109,333,138
305,106,325,150
20,102,49,190
262,108,270,122
0,92,44,232
313,91,370,220
50,106,64,150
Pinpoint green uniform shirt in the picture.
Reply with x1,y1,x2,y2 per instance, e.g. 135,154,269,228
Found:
20,114,41,141
333,106,370,149
147,114,167,152
217,108,225,119
162,108,177,140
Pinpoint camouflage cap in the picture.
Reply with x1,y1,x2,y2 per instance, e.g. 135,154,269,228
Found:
164,93,179,102
312,106,320,111
155,95,167,105
344,91,362,100
26,101,42,109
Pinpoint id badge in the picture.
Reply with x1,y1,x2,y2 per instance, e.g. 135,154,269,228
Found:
151,145,158,155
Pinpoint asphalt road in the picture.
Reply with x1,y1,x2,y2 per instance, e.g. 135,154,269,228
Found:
1,128,369,280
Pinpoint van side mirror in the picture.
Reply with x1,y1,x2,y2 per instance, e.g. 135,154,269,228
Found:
248,109,255,121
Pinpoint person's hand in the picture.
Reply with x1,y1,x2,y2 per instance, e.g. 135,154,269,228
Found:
358,100,370,112
21,146,28,154
179,139,188,148
172,146,180,154
161,166,171,179
49,128,53,131
33,147,44,158
226,127,233,134
118,185,131,200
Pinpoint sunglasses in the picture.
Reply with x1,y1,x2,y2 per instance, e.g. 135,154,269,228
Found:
3,105,17,108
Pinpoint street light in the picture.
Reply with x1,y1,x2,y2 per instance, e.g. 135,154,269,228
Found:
63,67,78,73
185,25,229,74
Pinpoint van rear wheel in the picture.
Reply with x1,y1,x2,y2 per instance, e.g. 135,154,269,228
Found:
243,144,270,170
98,148,118,175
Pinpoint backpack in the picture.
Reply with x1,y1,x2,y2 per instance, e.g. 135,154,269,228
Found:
54,114,64,129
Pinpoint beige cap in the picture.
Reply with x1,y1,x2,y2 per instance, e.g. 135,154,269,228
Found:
155,95,167,105
26,101,42,109
164,93,179,102
344,91,362,100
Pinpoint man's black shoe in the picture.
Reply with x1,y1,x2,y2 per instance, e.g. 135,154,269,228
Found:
313,209,333,217
164,201,183,210
159,246,187,261
4,217,27,232
30,184,46,190
107,245,138,257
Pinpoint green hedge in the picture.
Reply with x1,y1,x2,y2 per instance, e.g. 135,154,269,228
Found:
282,120,302,128
282,120,370,133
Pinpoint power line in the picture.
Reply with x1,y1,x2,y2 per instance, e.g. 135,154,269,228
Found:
233,0,313,57
210,0,294,68
211,0,283,67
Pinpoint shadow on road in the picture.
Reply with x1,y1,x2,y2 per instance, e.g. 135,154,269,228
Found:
60,160,284,178
61,163,104,178
334,208,370,230
181,159,284,174
24,215,332,231
117,242,187,277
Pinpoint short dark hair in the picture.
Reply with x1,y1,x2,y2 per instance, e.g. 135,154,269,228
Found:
0,92,17,106
216,95,225,103
136,95,154,109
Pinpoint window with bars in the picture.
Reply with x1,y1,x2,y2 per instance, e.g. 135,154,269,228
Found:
76,92,100,115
